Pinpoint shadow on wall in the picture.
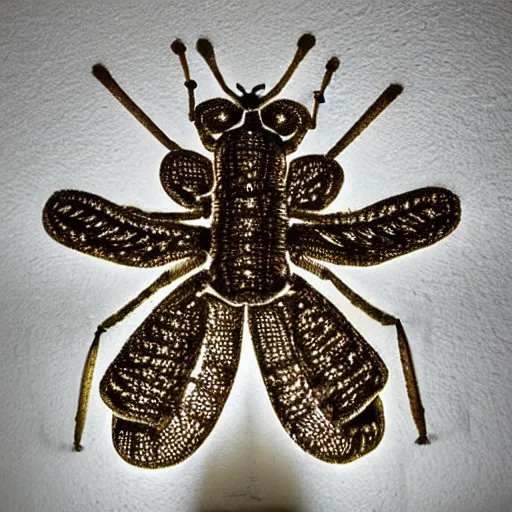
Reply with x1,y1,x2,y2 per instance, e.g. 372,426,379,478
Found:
194,414,304,511
200,509,297,512
197,451,303,511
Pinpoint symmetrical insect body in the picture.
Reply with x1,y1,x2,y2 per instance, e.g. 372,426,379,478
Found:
42,34,460,468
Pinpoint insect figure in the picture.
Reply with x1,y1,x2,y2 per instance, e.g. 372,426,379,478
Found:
43,34,461,468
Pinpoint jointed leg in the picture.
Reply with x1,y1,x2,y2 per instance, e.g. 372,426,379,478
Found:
73,254,207,451
171,40,197,122
291,252,430,444
310,57,340,129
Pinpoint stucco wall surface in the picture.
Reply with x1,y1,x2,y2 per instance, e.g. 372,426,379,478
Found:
1,1,511,511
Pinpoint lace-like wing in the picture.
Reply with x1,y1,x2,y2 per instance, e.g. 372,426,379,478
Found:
249,274,387,463
43,190,209,267
288,187,460,266
100,273,244,468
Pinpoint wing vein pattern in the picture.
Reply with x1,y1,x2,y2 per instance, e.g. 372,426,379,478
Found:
288,187,460,266
250,274,387,463
43,190,209,267
100,273,244,468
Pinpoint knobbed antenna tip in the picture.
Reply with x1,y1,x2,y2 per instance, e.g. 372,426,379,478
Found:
196,38,214,60
92,63,112,82
388,83,404,96
326,56,340,72
171,39,187,55
298,33,316,52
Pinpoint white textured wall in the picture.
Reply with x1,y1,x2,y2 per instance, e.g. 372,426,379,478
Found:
1,0,511,511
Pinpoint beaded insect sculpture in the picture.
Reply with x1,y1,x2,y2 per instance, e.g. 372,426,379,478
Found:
43,35,461,468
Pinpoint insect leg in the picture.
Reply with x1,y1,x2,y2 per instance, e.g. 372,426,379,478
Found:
291,252,430,445
171,40,197,122
73,254,206,451
92,64,180,152
310,57,340,129
326,84,403,159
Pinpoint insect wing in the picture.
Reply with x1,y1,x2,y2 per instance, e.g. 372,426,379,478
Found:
43,190,209,267
249,274,387,463
286,155,344,211
100,273,244,468
289,187,460,266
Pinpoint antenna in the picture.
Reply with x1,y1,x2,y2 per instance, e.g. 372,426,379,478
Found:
196,38,241,105
327,84,403,158
92,64,180,152
261,33,316,104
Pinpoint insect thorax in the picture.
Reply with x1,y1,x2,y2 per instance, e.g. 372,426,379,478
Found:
209,124,289,304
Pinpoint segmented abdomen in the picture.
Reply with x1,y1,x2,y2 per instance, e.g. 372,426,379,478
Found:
210,127,289,304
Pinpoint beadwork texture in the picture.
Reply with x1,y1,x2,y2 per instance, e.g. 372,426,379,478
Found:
42,34,461,468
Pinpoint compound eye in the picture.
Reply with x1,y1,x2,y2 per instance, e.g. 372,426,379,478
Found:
261,100,311,137
195,98,243,133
